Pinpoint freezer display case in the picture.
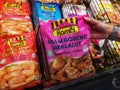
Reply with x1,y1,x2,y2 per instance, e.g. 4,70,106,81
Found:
0,0,120,90
29,0,120,90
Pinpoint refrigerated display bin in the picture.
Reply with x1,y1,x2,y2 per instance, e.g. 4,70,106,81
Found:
27,70,120,90
29,0,120,90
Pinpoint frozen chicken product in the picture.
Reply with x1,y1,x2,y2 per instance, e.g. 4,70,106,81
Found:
38,15,95,85
0,32,42,90
35,1,62,21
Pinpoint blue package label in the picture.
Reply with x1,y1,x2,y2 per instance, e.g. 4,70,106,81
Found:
36,1,62,21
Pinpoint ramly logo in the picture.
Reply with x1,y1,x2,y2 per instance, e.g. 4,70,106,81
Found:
4,2,22,8
52,17,79,36
7,36,27,47
41,3,55,12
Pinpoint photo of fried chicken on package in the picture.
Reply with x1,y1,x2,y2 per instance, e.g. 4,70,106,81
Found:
39,15,95,86
0,18,33,37
0,32,42,90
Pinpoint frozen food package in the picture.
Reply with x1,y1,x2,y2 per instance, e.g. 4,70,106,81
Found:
35,1,62,21
0,18,33,36
0,0,31,16
38,15,95,85
89,0,120,25
0,31,42,90
62,4,87,18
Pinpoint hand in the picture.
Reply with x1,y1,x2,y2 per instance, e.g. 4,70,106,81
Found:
84,17,114,39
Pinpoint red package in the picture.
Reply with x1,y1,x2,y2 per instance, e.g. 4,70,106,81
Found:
0,32,42,90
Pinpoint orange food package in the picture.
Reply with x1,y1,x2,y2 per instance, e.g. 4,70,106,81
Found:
0,31,42,90
0,0,31,17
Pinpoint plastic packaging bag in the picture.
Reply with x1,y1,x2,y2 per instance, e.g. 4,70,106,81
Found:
35,1,62,21
0,31,42,90
38,15,95,86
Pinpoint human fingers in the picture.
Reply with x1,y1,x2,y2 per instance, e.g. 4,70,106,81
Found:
84,17,100,25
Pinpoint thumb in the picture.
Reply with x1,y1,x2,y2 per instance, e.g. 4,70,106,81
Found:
84,17,99,25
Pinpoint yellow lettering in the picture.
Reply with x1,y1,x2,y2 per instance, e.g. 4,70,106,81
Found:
4,2,21,8
41,6,55,12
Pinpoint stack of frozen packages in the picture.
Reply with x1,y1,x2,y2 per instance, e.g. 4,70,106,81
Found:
38,15,96,86
35,0,87,21
33,0,63,81
35,1,62,21
0,0,42,90
89,0,120,25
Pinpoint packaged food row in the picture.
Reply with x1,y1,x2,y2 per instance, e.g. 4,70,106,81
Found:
89,0,120,25
35,0,120,25
0,0,43,90
35,1,87,21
